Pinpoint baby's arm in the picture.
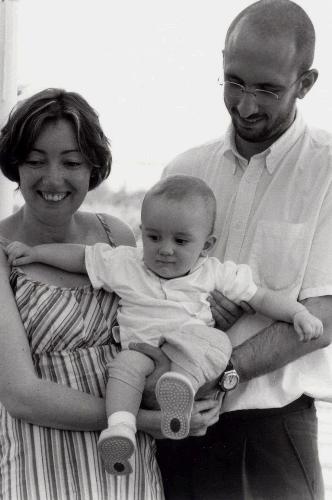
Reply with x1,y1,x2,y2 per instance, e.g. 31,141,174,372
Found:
6,241,86,274
249,288,323,342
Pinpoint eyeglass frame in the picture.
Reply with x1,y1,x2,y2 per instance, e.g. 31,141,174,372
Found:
217,72,309,103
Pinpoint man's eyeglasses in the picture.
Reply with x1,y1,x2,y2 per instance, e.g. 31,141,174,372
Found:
217,75,305,105
218,79,280,105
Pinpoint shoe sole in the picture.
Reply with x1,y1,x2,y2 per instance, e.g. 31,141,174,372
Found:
156,374,194,439
98,434,134,475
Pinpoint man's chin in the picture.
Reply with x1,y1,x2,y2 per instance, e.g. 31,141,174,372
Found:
234,121,271,143
236,129,269,143
232,115,270,143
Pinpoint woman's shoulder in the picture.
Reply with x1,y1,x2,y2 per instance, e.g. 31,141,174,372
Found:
0,212,21,245
79,211,136,248
99,213,136,247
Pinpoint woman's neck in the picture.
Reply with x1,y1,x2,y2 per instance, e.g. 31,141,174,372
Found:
14,207,80,245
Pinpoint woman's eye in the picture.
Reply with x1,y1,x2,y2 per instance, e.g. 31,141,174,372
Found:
25,160,44,167
64,161,82,168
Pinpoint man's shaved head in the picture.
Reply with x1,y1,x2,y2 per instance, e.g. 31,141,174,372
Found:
225,0,315,73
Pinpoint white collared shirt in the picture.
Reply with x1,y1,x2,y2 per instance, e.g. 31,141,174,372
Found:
164,113,332,411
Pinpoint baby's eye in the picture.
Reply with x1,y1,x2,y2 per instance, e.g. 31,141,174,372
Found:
147,234,159,241
175,238,188,245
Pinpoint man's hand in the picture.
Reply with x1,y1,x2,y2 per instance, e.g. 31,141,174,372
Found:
129,341,170,409
208,290,255,331
5,241,35,267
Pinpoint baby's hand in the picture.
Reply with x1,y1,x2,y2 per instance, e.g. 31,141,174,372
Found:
5,241,36,267
293,309,323,342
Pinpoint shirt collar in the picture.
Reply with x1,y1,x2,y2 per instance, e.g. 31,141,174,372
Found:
222,111,306,175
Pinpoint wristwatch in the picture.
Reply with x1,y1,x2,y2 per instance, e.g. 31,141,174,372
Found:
218,360,240,392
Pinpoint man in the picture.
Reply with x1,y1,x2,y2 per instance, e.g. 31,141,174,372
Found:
155,1,332,498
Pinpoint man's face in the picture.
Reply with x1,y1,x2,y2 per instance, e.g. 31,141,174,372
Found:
223,27,301,147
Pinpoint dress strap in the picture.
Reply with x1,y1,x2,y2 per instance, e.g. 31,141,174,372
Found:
96,213,117,248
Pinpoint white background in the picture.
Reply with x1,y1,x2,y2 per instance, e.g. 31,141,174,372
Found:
18,0,332,191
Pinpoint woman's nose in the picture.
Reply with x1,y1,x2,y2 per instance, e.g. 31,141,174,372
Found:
44,163,65,184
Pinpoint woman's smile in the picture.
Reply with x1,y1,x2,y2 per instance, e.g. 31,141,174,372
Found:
38,191,69,202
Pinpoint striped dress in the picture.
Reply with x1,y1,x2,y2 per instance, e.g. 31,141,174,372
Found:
0,216,164,500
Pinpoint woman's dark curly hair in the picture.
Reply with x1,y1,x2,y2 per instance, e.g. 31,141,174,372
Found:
0,88,112,190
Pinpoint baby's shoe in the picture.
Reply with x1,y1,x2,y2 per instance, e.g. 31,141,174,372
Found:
98,420,136,475
156,372,194,440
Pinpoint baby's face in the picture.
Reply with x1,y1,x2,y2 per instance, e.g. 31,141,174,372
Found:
141,196,215,279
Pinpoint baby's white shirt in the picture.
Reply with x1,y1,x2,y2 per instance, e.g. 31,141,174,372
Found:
85,244,257,348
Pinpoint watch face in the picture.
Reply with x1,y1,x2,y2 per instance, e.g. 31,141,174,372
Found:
222,370,239,391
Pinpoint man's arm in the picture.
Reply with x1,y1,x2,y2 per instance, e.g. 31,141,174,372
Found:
231,295,332,382
248,287,323,342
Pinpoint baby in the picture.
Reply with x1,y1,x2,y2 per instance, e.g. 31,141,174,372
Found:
6,175,323,476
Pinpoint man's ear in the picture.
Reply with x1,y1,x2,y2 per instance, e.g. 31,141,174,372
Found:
297,69,318,99
200,235,217,257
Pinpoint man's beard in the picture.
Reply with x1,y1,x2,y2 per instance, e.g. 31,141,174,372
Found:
231,107,295,144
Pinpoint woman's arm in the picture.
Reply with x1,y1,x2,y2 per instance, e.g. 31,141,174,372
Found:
0,247,165,434
0,246,111,431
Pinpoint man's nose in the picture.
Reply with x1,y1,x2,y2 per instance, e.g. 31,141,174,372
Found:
236,92,260,118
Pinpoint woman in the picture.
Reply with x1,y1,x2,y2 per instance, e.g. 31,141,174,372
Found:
0,88,220,499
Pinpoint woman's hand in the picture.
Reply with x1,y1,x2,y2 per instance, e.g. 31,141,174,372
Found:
138,396,222,439
189,396,221,436
208,290,255,331
129,341,171,409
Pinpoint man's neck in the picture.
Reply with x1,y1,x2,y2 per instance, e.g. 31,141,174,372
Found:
234,110,297,161
235,135,274,161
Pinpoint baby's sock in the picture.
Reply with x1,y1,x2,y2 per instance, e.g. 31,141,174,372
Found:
108,411,137,432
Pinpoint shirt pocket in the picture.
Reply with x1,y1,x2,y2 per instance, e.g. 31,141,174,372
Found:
250,220,306,291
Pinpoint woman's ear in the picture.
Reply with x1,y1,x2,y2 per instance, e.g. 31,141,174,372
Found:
200,235,217,257
297,69,318,99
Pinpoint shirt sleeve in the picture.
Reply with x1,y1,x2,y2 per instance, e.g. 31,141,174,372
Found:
85,243,119,291
215,260,258,304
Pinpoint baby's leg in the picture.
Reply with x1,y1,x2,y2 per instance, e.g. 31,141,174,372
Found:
156,324,232,440
98,350,154,475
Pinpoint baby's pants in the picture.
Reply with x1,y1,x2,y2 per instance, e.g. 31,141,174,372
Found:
109,323,232,397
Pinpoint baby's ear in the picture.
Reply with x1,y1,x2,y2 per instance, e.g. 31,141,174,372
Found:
200,235,216,256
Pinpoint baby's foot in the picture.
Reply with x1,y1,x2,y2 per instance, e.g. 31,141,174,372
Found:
156,372,194,440
98,424,135,475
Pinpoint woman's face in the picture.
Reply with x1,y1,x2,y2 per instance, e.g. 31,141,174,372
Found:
18,119,92,225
